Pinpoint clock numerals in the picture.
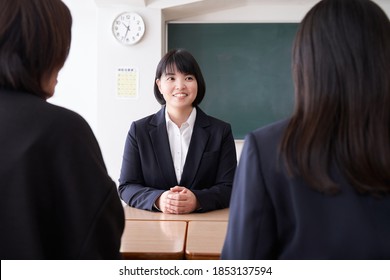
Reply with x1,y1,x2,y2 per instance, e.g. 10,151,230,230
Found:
112,12,145,45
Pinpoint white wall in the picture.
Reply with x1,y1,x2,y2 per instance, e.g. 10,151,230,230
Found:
53,0,390,184
51,0,98,132
95,5,162,184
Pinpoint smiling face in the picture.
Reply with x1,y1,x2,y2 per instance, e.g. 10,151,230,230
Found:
153,49,206,107
156,66,198,112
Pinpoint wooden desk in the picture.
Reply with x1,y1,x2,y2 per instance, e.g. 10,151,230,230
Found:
185,221,228,260
120,220,187,259
124,206,229,222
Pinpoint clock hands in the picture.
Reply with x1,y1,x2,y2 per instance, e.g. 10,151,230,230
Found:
123,22,130,39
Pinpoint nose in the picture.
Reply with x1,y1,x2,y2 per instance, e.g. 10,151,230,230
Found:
175,78,186,90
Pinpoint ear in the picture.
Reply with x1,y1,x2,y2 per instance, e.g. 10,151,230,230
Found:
156,79,163,94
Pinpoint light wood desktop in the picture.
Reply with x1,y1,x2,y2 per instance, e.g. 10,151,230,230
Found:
185,221,228,260
121,206,230,259
124,206,229,222
120,220,187,260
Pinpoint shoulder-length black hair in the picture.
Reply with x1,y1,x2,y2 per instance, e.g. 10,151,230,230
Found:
154,48,206,106
280,0,390,195
0,0,72,99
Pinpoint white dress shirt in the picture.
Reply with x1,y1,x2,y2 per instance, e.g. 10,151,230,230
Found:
165,107,197,184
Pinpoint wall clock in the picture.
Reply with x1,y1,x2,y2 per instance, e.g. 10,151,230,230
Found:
112,12,145,45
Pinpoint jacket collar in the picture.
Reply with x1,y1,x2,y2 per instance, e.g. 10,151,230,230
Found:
149,105,211,187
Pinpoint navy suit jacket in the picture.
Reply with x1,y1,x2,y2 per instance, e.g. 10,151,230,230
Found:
118,106,237,212
222,119,390,259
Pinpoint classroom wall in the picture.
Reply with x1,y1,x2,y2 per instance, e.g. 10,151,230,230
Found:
53,0,390,185
50,0,98,132
95,4,162,186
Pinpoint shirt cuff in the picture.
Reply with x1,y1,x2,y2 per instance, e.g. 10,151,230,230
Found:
153,203,161,212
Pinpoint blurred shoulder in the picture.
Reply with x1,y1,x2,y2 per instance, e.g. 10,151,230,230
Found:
251,118,289,137
44,101,93,133
247,118,289,148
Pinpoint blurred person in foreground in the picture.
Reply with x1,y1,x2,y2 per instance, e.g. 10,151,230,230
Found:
222,0,390,259
0,0,124,259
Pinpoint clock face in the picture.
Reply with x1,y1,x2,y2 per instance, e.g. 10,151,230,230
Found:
112,12,145,45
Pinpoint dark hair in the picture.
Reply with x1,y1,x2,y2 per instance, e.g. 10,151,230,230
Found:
280,0,390,195
154,49,206,106
0,0,72,98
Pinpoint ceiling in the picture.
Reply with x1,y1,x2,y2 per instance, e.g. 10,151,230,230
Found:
94,0,389,20
147,0,317,9
95,0,319,9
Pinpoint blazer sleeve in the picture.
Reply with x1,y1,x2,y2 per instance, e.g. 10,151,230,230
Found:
221,132,278,259
191,122,237,212
118,122,165,211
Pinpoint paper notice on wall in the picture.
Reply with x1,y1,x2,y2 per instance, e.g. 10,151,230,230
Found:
116,67,139,99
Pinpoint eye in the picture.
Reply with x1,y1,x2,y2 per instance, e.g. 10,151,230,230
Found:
185,75,195,81
166,76,174,81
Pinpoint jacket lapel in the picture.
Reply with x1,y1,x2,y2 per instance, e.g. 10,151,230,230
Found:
180,107,210,187
149,106,178,186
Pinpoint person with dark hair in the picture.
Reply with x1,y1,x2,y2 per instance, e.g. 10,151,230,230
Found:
0,0,124,259
118,49,237,214
222,0,390,259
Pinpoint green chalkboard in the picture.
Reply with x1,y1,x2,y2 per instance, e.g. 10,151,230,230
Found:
168,23,298,139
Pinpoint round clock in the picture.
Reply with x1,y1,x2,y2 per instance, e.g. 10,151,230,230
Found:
112,12,145,45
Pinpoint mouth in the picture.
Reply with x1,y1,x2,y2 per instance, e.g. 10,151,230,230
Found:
173,93,188,97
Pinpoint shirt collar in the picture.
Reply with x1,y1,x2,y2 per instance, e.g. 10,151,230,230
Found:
165,107,197,129
186,107,197,128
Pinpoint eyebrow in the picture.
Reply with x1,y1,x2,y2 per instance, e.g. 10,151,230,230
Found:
164,72,194,76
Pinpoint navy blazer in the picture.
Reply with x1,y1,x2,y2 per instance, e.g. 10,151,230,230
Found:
222,119,390,259
118,106,237,212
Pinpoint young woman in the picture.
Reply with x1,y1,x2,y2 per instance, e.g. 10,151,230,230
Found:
222,0,390,259
118,49,237,214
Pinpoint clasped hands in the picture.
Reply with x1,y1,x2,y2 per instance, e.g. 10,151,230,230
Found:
155,186,199,214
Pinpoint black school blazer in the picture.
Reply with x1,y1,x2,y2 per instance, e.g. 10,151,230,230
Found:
0,89,124,259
